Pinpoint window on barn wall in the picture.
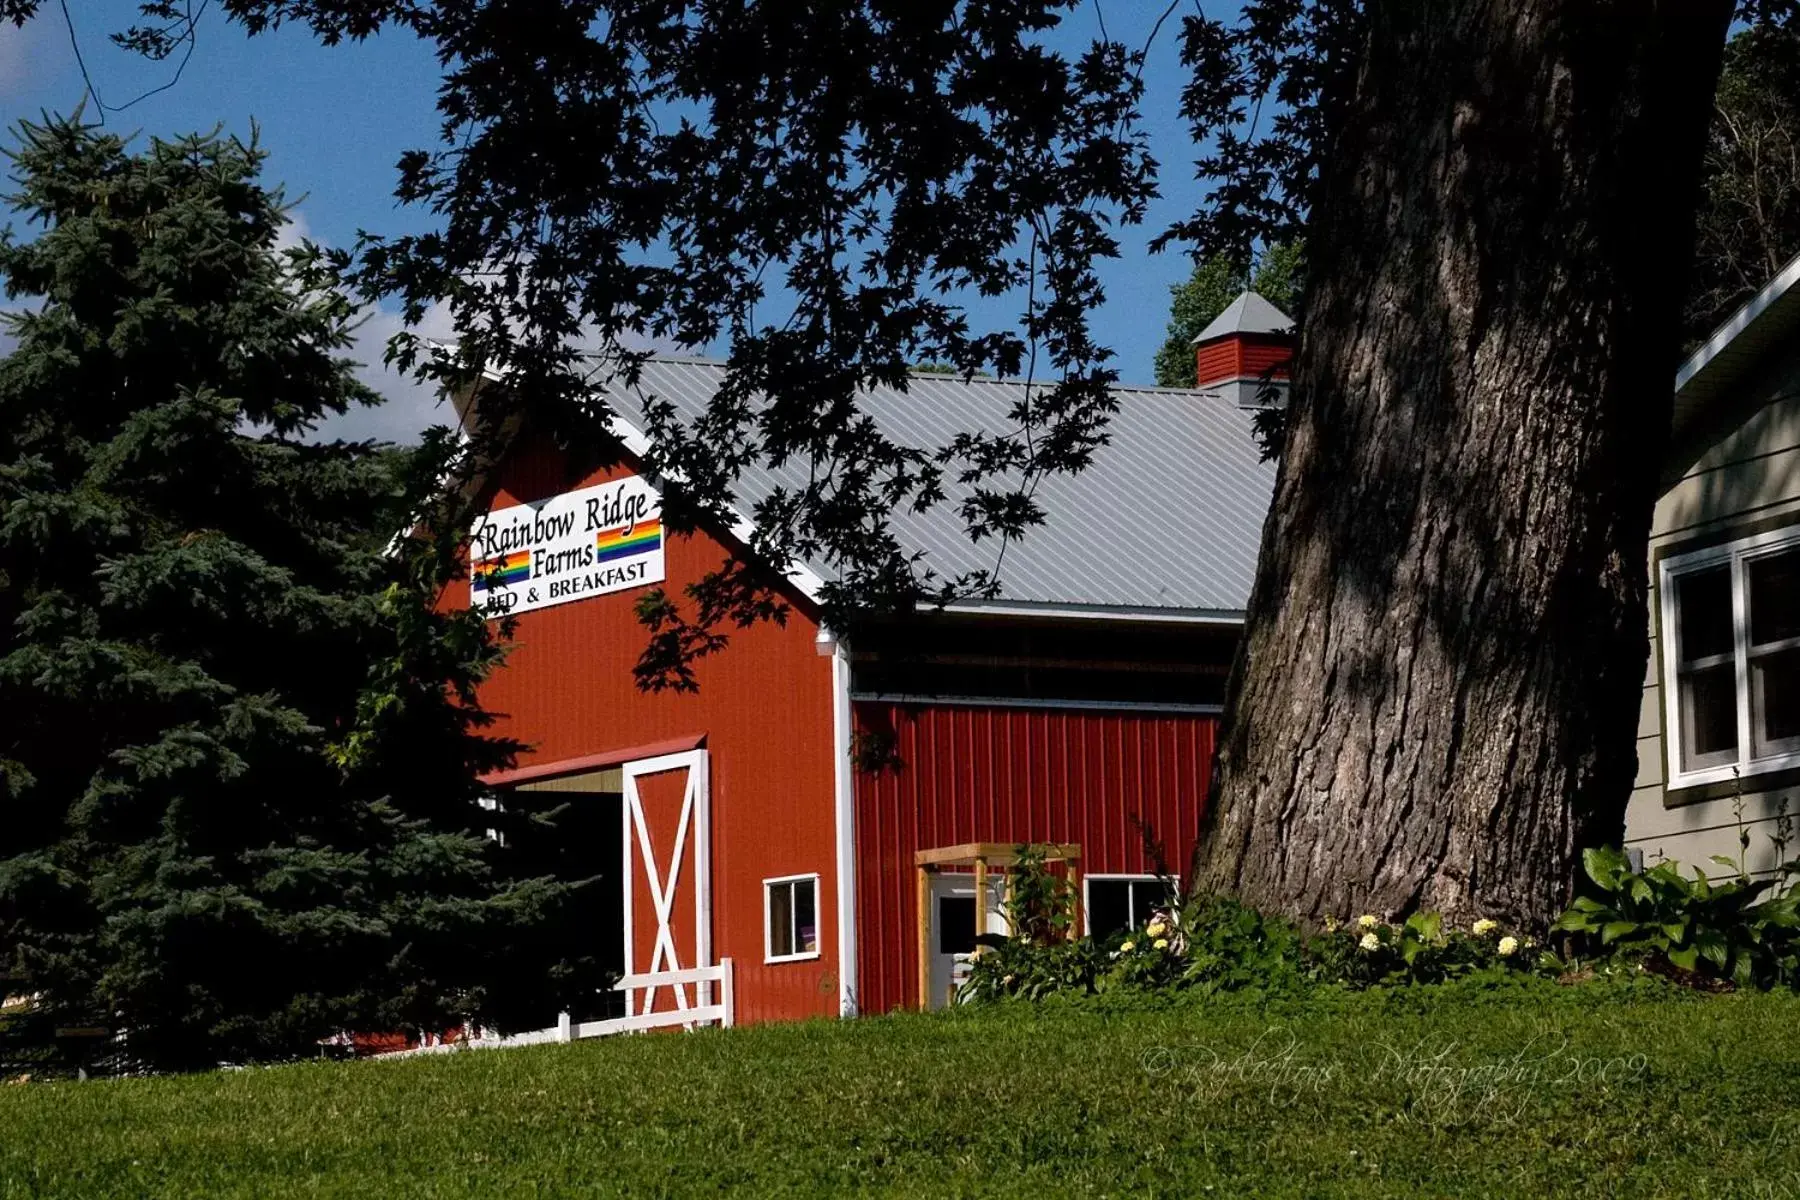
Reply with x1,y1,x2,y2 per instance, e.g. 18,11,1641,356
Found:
1662,528,1800,788
764,875,821,963
1085,876,1176,940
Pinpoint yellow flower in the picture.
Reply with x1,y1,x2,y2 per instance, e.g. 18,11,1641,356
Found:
1359,932,1380,952
1472,919,1498,936
1153,938,1169,951
1357,914,1380,930
1146,919,1167,938
1323,916,1340,933
1120,940,1135,953
1497,936,1519,957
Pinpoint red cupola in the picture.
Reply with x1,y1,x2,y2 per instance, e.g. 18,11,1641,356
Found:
1192,290,1294,408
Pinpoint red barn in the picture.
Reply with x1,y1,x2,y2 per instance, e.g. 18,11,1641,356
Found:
452,298,1286,1031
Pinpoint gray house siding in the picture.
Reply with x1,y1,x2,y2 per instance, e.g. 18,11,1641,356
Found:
1624,338,1800,875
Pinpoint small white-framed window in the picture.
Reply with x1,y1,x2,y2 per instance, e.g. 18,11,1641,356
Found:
1084,874,1177,939
477,794,505,847
1661,526,1800,789
763,874,821,963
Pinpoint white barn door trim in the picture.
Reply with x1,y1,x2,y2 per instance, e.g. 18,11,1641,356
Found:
621,749,712,1018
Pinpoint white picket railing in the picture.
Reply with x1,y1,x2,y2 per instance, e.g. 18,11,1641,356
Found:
378,959,734,1058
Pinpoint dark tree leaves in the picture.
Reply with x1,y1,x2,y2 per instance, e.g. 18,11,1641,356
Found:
0,118,570,1069
177,0,1162,686
1685,24,1800,346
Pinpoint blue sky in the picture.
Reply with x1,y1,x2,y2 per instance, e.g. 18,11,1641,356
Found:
1,3,1220,441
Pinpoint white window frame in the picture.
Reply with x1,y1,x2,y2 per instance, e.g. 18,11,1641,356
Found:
1082,873,1177,937
762,873,822,964
1660,525,1800,789
476,794,505,847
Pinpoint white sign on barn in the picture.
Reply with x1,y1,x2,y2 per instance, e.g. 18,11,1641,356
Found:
468,476,665,616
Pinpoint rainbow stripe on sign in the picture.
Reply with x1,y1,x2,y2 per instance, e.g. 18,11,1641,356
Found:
472,551,531,591
595,519,662,563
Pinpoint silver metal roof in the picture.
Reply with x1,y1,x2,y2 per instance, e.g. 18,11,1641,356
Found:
595,358,1276,616
1192,290,1294,344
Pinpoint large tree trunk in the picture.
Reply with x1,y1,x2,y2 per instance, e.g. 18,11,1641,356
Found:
1201,2,1734,928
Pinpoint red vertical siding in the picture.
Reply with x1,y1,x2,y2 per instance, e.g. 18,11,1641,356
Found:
1194,339,1245,386
852,701,1216,1014
453,435,841,1026
1194,334,1292,387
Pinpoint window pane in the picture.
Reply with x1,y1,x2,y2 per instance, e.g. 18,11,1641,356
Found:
1088,880,1132,939
938,896,976,954
1680,663,1739,769
796,879,818,954
1750,549,1800,647
1753,647,1800,756
1677,565,1734,662
769,882,794,958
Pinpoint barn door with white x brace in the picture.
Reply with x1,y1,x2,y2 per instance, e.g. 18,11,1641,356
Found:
621,749,711,1017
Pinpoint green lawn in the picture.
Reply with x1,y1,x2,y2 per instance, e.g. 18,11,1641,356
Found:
3,979,1799,1198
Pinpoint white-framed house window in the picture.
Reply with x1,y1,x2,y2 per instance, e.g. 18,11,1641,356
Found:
1084,874,1177,939
763,874,821,963
1660,527,1800,789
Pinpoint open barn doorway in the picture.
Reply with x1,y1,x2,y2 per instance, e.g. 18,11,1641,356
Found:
502,767,628,1027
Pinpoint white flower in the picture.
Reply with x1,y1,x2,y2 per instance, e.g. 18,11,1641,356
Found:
1002,974,1015,986
1146,919,1167,938
1497,936,1519,958
1120,940,1135,953
1153,938,1169,951
1357,914,1380,930
1472,919,1498,936
1359,932,1380,952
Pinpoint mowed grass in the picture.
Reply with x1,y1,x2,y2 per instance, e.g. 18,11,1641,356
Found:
3,980,1800,1198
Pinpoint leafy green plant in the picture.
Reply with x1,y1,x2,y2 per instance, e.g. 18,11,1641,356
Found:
1308,912,1537,987
1097,920,1185,992
1004,845,1076,946
1171,896,1310,994
961,937,1105,1003
1552,846,1800,987
961,846,1092,1002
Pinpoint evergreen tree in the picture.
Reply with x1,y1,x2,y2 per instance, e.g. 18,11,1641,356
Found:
1152,242,1303,388
0,118,569,1070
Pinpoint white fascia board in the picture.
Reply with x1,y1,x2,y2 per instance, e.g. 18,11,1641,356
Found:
466,360,830,604
827,635,858,1016
598,409,830,604
1676,250,1800,395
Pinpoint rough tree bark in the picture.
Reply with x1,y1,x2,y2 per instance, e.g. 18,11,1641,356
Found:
1201,1,1736,928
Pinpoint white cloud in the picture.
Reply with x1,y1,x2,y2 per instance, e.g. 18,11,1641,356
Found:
277,210,693,444
274,209,313,254
268,211,457,444
309,300,691,446
310,296,463,445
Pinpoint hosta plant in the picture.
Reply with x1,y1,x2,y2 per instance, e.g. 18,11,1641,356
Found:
1551,847,1800,987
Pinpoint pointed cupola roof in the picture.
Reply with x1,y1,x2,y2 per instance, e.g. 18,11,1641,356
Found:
1191,290,1294,344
